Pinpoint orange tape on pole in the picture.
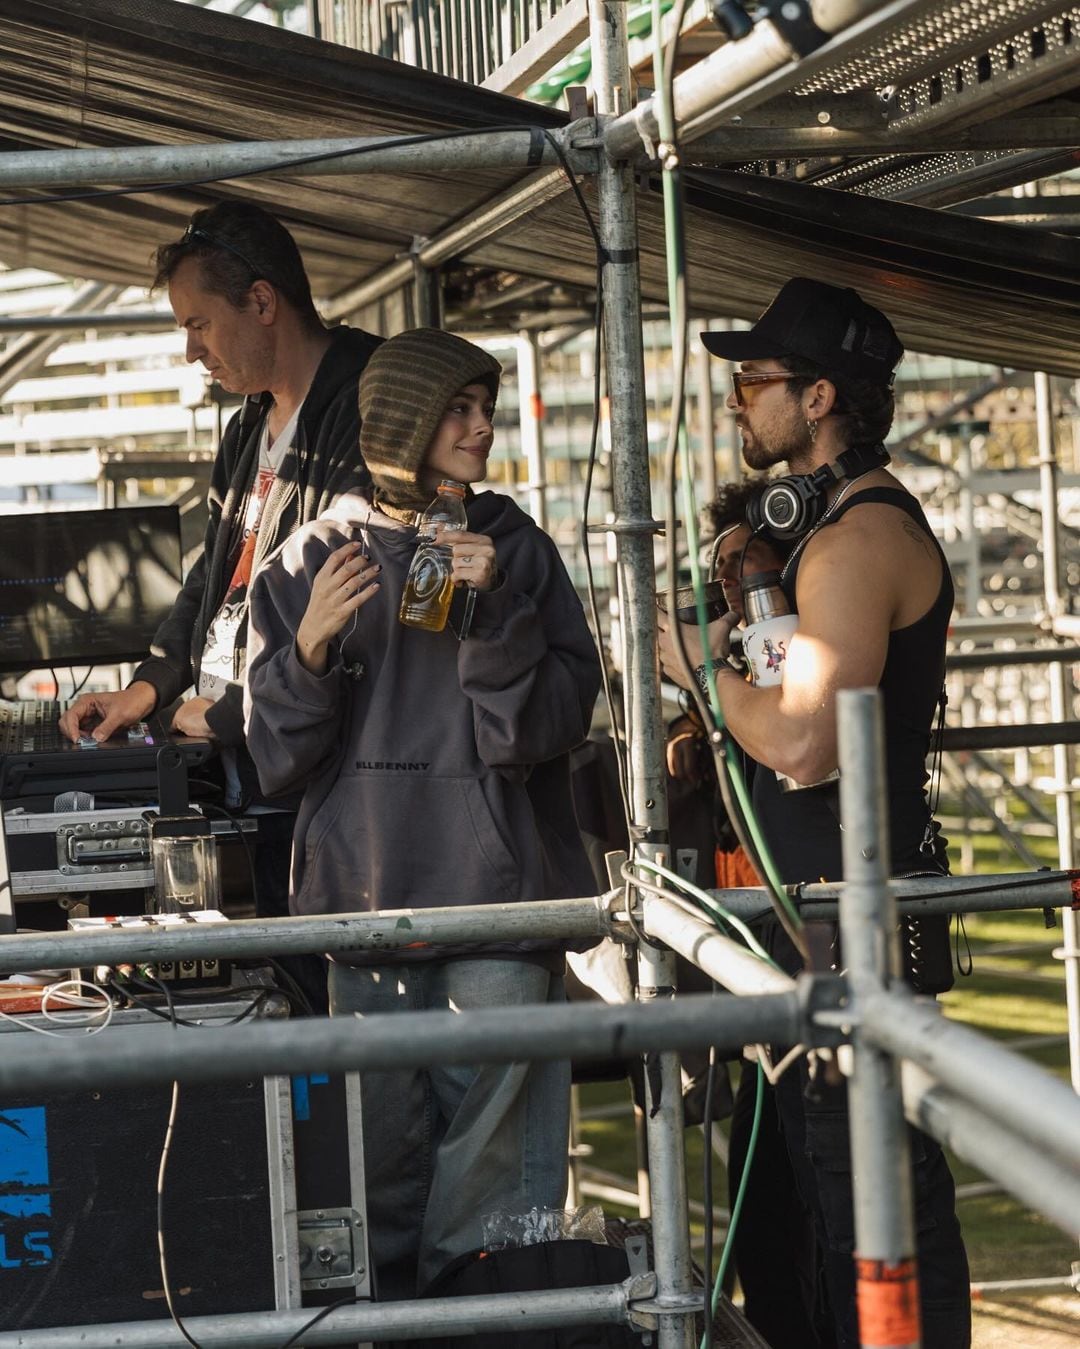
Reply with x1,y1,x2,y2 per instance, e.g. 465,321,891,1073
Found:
855,1256,921,1348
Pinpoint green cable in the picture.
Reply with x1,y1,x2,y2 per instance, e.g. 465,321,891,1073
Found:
704,1061,765,1345
630,855,779,969
645,18,781,1341
648,0,803,939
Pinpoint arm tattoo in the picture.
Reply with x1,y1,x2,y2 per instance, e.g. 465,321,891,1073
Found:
901,519,936,558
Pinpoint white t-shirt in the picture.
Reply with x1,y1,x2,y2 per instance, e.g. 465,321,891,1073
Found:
198,405,299,806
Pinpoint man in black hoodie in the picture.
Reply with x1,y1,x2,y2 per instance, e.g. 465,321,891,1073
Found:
59,202,381,1006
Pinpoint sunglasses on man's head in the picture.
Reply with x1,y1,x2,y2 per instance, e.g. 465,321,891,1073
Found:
730,371,796,406
181,224,261,278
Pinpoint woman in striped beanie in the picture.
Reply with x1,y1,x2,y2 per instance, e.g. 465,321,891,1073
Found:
245,327,602,1304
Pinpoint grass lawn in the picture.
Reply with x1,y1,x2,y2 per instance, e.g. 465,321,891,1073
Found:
577,843,1080,1345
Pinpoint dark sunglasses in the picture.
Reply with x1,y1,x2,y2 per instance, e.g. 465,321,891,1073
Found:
181,224,261,278
730,371,795,406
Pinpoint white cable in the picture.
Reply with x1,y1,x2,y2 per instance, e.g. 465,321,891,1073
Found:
0,978,114,1038
747,1041,808,1086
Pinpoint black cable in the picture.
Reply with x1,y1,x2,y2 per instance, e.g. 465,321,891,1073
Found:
266,957,318,1019
539,131,605,258
196,805,318,1016
107,977,203,1028
276,1294,360,1349
70,665,94,698
579,293,635,842
735,525,760,593
619,875,665,951
140,969,179,1023
0,124,559,210
114,973,273,1026
198,800,257,897
125,976,308,1016
909,869,1074,901
539,128,634,841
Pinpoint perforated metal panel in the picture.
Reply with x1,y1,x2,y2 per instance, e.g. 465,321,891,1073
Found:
743,0,1080,200
794,0,1071,94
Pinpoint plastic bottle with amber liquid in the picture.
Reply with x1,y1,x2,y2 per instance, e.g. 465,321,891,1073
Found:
740,569,838,792
399,479,467,632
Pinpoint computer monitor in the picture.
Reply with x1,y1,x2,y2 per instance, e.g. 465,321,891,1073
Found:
0,505,183,673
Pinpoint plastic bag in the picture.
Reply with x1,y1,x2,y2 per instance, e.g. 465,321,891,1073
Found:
480,1204,608,1251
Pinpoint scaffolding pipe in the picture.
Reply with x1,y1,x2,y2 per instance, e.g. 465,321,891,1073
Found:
0,132,591,190
518,328,549,529
946,645,1080,670
704,871,1080,924
641,894,795,996
0,896,614,974
0,281,124,399
694,335,717,507
859,992,1080,1174
323,168,570,318
891,370,1008,455
0,310,173,333
0,990,803,1095
602,0,916,159
589,3,695,1343
0,1280,647,1349
900,1062,1080,1239
1035,370,1080,1097
1,874,1072,975
836,689,921,1349
939,721,1080,750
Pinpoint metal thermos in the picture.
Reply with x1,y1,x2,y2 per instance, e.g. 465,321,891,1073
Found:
740,571,798,688
740,570,840,793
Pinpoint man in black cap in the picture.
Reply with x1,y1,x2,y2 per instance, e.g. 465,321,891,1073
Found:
658,277,970,1348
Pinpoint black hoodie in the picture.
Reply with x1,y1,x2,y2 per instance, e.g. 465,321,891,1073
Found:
244,489,601,961
131,326,381,797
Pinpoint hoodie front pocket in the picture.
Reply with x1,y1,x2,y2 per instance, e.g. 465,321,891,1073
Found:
299,772,520,913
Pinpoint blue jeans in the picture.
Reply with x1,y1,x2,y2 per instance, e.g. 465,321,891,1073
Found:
328,959,570,1299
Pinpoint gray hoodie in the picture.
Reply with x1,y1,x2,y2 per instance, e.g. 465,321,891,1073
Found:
244,488,601,961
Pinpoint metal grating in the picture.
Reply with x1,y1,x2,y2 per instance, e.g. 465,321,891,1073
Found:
814,150,1021,192
793,0,1072,94
740,2,1080,204
807,147,1080,205
889,9,1080,129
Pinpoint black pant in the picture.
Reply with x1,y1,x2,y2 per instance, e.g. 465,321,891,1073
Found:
730,1058,971,1349
728,1065,837,1349
253,811,329,1016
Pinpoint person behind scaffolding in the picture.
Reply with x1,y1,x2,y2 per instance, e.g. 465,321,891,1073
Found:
243,327,602,1303
657,277,971,1349
664,477,794,892
58,200,382,1014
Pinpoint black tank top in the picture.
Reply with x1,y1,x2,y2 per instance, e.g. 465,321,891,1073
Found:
751,487,954,884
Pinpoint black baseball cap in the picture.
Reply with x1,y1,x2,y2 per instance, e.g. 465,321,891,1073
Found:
701,277,903,387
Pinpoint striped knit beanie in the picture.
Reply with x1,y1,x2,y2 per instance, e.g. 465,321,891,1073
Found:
358,328,502,518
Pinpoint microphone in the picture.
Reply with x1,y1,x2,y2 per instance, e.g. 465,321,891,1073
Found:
54,790,94,813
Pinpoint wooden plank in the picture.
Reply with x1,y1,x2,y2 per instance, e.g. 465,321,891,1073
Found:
481,0,588,96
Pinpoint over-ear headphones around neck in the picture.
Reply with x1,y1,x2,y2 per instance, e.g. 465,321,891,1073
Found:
745,442,891,541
